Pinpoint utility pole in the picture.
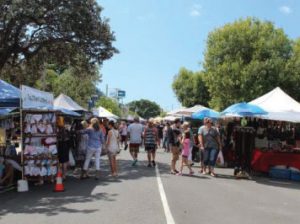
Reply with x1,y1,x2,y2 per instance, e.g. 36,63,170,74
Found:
106,84,108,97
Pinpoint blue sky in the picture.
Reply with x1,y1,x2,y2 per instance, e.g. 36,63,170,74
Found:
97,0,300,111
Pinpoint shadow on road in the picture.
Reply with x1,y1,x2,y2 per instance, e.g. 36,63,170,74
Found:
253,177,300,190
0,176,118,218
0,157,170,218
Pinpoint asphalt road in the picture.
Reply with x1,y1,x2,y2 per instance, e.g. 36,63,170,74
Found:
1,148,300,224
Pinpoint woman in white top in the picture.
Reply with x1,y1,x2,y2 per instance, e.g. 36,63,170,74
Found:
106,120,120,177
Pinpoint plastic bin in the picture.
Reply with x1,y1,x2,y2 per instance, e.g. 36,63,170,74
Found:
291,170,300,181
269,168,291,180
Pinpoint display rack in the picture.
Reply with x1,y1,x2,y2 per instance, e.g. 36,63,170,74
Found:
21,110,59,182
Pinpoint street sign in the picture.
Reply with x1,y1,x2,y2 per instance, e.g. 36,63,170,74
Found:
117,90,126,98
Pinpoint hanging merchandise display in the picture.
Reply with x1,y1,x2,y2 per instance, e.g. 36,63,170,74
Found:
233,126,256,178
22,111,58,184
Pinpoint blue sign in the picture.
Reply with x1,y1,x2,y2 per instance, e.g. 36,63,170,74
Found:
118,90,126,97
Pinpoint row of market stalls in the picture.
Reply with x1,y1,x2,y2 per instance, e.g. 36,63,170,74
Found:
0,79,120,191
166,87,300,180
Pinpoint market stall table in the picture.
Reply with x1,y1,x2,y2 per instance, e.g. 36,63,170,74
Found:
251,148,300,172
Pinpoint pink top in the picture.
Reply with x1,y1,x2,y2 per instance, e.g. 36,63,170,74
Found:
182,139,190,157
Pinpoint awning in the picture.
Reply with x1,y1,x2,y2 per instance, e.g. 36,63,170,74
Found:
54,93,87,111
0,80,21,107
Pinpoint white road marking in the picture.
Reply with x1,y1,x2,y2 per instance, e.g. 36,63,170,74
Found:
155,165,176,224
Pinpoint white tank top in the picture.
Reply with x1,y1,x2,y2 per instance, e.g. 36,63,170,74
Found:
108,129,119,153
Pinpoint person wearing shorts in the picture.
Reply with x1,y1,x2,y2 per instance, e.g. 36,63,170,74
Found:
127,117,144,166
144,119,159,167
168,119,182,174
198,118,221,177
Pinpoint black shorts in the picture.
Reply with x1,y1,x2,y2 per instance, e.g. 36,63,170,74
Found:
145,144,156,152
121,135,127,142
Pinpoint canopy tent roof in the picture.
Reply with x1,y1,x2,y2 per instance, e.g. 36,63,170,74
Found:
192,109,220,120
0,80,21,107
54,107,81,117
93,106,119,119
54,94,87,111
0,108,17,117
221,102,267,117
167,105,208,117
167,107,186,116
249,87,300,122
163,115,180,122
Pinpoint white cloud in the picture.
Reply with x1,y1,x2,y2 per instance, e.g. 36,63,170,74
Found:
190,4,202,17
279,5,292,14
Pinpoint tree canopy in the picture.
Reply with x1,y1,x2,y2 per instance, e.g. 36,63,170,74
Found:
34,64,101,107
172,68,210,107
127,99,161,119
0,0,118,85
203,17,297,110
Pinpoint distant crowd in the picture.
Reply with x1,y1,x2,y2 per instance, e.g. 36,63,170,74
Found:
71,116,222,179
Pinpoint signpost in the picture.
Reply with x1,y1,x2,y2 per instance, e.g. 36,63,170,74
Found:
117,90,126,98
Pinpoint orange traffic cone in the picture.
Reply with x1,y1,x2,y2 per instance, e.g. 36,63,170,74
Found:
53,170,65,192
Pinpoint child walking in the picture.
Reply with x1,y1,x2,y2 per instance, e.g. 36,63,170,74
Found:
177,131,194,176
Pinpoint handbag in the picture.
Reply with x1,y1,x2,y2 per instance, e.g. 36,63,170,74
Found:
69,150,76,166
216,150,225,166
112,130,121,153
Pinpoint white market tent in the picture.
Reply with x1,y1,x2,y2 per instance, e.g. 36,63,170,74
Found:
93,106,119,119
167,107,186,116
163,115,179,122
167,105,208,117
249,87,300,122
54,94,87,111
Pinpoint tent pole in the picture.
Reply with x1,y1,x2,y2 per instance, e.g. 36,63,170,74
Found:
20,85,24,180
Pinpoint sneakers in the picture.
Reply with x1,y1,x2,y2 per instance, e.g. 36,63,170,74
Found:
147,163,152,168
95,171,101,180
132,159,138,166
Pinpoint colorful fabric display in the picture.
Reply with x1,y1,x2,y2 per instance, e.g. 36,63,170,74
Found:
45,137,56,144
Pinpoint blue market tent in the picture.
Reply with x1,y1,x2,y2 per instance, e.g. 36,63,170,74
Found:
0,108,17,117
0,79,21,107
221,102,268,117
192,109,220,119
0,80,80,117
54,106,81,117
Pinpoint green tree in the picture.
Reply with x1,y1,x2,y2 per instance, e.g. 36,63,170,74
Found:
284,38,300,101
0,0,118,84
96,96,122,117
172,68,210,107
203,17,294,110
34,65,101,108
127,99,161,119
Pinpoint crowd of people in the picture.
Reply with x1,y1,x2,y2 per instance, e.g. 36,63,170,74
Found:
68,116,222,180
0,115,224,190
